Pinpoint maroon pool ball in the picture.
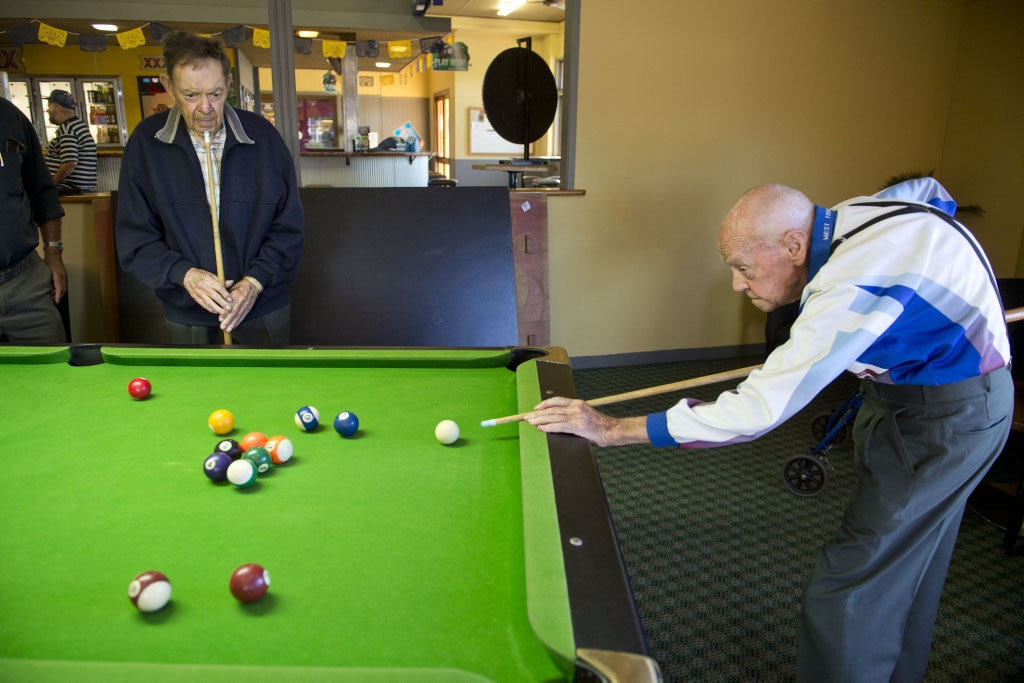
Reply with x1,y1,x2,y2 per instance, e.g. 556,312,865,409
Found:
230,563,270,603
128,570,171,612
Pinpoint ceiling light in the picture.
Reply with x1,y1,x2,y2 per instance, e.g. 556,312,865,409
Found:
497,0,526,16
92,23,119,32
297,30,319,38
375,61,391,68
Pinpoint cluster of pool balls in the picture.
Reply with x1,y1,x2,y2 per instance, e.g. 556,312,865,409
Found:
130,379,462,492
128,563,270,613
203,409,296,488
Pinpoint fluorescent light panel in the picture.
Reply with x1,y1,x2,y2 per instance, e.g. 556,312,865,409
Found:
497,0,526,16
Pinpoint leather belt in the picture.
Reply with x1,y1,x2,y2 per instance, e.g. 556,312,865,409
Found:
0,253,34,283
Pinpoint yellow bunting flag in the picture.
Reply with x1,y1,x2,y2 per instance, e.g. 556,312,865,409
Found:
381,74,395,86
252,28,270,49
387,40,412,59
116,27,146,49
322,40,346,58
37,23,68,47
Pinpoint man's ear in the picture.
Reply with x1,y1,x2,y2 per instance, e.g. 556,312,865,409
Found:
158,73,171,91
784,229,810,265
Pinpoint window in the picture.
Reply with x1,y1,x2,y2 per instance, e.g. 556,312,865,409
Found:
433,91,451,178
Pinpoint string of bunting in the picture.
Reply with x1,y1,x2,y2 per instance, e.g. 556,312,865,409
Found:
3,19,448,84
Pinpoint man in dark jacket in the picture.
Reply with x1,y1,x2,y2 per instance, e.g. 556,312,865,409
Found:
0,97,67,344
116,31,304,345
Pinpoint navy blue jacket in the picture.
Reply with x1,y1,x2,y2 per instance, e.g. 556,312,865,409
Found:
115,106,303,325
0,98,64,270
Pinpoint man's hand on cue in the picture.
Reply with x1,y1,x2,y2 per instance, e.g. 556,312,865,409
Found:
219,278,260,332
524,397,649,447
184,267,232,315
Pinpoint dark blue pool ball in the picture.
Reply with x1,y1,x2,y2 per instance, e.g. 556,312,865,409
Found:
333,411,359,437
203,452,233,483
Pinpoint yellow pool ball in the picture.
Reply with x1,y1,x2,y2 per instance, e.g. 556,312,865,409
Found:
208,409,235,435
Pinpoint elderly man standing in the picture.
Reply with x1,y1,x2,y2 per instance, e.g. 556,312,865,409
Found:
45,89,97,195
525,178,1013,681
115,31,304,345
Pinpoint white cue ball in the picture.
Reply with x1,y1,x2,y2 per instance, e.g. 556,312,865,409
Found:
434,419,460,445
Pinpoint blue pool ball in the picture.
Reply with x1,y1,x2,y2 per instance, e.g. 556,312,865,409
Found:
295,406,320,432
203,452,233,483
333,411,359,437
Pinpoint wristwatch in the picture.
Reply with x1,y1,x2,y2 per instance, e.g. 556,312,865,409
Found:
44,241,64,252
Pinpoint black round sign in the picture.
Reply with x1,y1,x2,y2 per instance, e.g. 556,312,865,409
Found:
482,46,558,145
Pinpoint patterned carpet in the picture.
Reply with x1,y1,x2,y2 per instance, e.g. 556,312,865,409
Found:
573,356,1024,682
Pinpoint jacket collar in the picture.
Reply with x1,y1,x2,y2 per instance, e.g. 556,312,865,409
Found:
155,105,255,146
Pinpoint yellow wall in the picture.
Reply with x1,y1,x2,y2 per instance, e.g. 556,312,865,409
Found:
940,0,1024,278
546,0,1022,359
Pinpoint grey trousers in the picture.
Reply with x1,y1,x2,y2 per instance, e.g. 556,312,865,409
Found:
0,254,65,344
164,303,292,346
797,367,1013,683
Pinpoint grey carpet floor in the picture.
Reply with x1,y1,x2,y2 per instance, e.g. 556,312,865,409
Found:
573,356,1024,682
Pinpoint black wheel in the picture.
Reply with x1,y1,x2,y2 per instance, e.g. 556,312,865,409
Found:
782,454,829,496
809,411,849,447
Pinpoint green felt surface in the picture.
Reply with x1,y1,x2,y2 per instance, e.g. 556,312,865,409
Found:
0,348,572,681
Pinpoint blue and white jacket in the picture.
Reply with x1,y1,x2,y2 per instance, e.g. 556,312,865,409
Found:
648,179,1010,448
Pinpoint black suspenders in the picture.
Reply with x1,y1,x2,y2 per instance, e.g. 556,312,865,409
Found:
829,200,1000,297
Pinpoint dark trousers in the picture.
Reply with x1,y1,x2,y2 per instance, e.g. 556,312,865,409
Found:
164,303,292,346
797,367,1013,683
0,254,65,344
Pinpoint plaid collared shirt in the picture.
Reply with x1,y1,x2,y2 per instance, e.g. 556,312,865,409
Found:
190,126,226,218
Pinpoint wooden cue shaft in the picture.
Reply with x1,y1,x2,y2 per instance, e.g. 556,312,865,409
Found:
481,306,1024,428
481,363,762,427
202,132,231,345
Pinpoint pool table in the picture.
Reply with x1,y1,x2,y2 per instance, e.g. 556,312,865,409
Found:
0,345,659,681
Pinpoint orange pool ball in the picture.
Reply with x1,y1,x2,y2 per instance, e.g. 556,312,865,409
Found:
265,436,294,464
207,409,235,435
239,431,268,451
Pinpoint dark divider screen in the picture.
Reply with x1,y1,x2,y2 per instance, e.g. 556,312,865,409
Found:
114,187,518,347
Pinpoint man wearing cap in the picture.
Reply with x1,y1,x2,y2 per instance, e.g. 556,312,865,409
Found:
45,90,97,195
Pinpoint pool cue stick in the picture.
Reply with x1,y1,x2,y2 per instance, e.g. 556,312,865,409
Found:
202,130,231,345
480,363,762,427
481,307,1024,428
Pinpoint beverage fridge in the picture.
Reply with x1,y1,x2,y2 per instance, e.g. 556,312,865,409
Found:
19,76,128,150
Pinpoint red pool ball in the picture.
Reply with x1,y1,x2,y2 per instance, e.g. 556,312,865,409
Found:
127,377,152,400
230,563,270,603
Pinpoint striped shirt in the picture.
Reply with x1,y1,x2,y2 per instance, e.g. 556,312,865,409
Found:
647,179,1010,448
46,116,97,191
189,126,225,220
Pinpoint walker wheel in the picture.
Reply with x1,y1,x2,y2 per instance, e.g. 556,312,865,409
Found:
782,454,829,496
809,412,849,446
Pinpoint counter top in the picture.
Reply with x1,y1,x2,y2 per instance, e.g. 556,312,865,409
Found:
301,148,434,158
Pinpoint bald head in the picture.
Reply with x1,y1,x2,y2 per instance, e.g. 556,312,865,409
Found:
717,184,815,312
720,184,815,251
